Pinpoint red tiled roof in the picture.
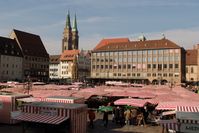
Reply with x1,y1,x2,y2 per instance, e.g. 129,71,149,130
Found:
94,38,130,50
13,29,49,58
60,50,79,61
94,38,181,51
186,49,197,65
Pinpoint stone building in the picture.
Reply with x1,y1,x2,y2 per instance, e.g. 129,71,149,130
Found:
0,36,23,81
91,37,186,84
186,47,198,82
10,29,49,82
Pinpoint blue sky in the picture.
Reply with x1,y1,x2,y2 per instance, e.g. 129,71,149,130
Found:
0,0,199,54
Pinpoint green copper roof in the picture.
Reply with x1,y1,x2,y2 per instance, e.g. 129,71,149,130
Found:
66,11,71,28
72,14,78,31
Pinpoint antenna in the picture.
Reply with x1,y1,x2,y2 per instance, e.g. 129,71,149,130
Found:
162,33,165,39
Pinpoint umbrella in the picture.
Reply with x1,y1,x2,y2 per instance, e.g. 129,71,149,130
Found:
98,106,113,112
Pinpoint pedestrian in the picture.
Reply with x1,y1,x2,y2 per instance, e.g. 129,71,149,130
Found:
124,109,132,125
115,106,120,124
119,107,125,127
103,110,109,127
131,108,137,125
88,109,95,128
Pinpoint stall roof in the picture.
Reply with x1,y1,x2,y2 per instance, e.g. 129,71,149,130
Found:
47,96,83,100
0,91,31,97
24,102,87,109
13,112,69,125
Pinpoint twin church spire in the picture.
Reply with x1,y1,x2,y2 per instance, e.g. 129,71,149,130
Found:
62,12,79,52
65,11,78,31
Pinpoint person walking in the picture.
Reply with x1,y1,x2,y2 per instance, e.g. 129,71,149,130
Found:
119,107,125,127
88,109,95,128
103,110,109,127
124,109,132,125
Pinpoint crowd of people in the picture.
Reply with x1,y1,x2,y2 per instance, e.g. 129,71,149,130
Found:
87,104,158,129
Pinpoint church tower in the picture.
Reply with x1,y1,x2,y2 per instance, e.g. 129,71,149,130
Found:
62,12,72,52
72,14,79,50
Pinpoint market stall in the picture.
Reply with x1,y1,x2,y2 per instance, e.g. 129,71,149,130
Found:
0,92,31,124
12,101,87,133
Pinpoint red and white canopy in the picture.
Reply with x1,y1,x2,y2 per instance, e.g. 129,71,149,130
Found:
176,106,199,112
114,98,147,107
158,119,179,131
12,113,69,125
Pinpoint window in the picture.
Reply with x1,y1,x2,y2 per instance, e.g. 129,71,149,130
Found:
163,73,167,77
118,65,121,69
127,73,131,76
158,50,163,54
153,57,157,62
147,64,151,69
153,64,156,69
158,57,163,62
143,57,147,62
175,64,179,69
152,73,156,77
147,73,151,77
163,64,167,69
105,65,108,69
164,56,168,62
123,64,126,69
123,58,127,62
169,64,173,69
133,51,137,56
137,73,140,77
191,67,194,73
148,57,152,62
148,50,152,54
186,67,188,73
158,64,162,70
138,51,142,55
153,50,157,54
101,65,104,69
174,56,179,61
133,58,137,62
169,56,173,61
118,73,121,76
127,64,131,69
143,50,147,55
109,65,112,69
138,58,142,62
132,73,136,76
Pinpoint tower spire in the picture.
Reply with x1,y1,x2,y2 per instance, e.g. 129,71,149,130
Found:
66,11,71,28
72,14,78,31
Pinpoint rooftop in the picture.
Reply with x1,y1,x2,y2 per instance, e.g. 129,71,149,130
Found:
0,36,23,57
24,101,87,109
11,29,49,58
93,38,181,52
47,96,83,100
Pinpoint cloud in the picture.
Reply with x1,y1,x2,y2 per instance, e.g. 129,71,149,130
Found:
78,27,199,53
129,27,199,49
79,16,112,23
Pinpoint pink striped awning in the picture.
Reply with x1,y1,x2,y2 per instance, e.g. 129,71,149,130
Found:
12,113,69,125
176,106,199,112
114,98,147,107
158,120,179,131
